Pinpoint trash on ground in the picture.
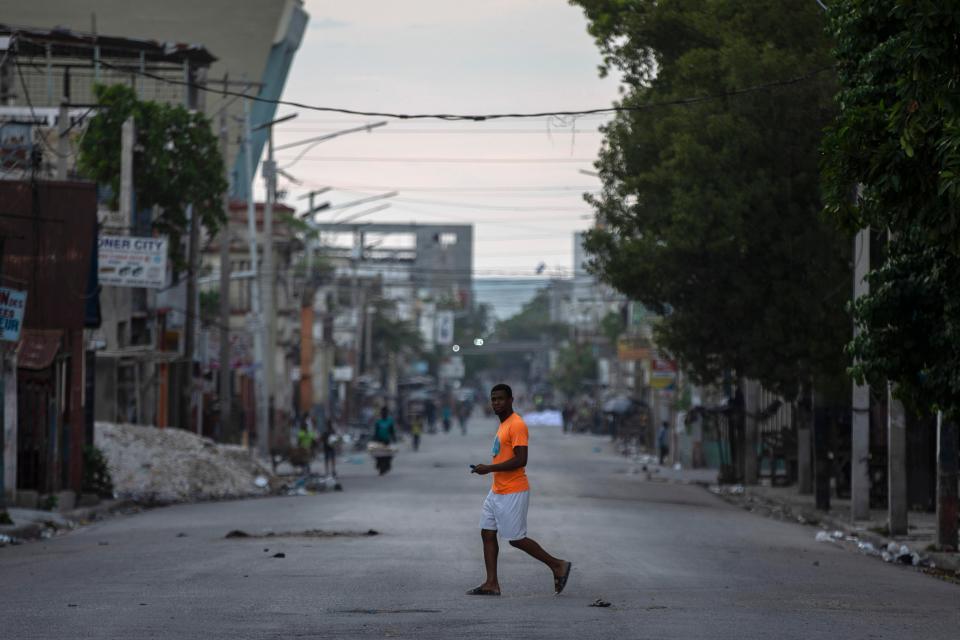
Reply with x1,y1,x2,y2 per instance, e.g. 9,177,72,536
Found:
254,476,269,488
590,599,612,608
857,542,880,556
272,552,286,558
815,531,834,543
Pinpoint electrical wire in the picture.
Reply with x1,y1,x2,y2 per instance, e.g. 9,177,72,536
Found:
76,52,832,122
274,155,594,164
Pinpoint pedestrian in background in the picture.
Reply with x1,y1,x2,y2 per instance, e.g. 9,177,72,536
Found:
467,383,572,596
657,421,670,465
323,423,338,477
411,414,423,451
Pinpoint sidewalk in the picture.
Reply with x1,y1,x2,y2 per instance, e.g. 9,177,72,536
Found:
0,500,138,546
709,482,960,575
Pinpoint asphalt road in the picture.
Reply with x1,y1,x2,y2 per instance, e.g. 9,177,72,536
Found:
2,416,958,639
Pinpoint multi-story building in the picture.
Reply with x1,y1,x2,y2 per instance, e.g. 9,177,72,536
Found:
1,2,307,436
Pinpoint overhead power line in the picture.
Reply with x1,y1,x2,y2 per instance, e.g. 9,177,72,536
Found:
78,52,831,122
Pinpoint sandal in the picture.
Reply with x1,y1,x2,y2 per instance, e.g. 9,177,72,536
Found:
554,561,572,595
465,586,501,596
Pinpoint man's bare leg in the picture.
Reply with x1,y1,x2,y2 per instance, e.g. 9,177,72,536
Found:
479,529,501,593
509,537,569,580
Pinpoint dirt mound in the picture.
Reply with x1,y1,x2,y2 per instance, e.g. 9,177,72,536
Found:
94,422,274,504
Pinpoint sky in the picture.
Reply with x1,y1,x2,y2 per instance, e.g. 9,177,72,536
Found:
267,0,621,313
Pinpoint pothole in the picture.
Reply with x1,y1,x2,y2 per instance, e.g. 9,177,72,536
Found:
225,529,379,539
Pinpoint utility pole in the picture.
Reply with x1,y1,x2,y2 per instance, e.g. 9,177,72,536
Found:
887,382,908,535
180,62,200,433
57,100,70,179
262,127,277,441
851,228,871,519
243,101,267,455
218,105,232,439
742,378,759,485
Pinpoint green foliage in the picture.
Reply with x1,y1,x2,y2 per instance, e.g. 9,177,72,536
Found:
78,84,227,271
600,310,625,346
550,342,597,396
82,445,115,498
494,289,566,342
821,2,960,418
39,494,58,511
371,300,423,366
452,303,496,379
571,0,851,398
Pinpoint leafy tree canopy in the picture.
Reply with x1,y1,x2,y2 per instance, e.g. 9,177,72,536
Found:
78,84,227,269
493,289,567,343
571,0,851,398
822,1,960,418
551,341,598,397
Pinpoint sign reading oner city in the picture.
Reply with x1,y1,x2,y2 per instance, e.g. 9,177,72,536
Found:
98,235,168,289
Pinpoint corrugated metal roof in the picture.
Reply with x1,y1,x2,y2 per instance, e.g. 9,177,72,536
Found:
18,329,63,370
0,23,216,65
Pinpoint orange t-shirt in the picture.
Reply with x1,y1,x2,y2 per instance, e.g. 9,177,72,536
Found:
491,413,530,494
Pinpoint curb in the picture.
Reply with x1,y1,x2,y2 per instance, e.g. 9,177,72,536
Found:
0,499,139,545
711,486,960,575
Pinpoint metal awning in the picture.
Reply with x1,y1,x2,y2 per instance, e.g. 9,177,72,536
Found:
17,329,63,370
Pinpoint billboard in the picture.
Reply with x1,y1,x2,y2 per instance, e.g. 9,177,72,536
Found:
98,235,168,288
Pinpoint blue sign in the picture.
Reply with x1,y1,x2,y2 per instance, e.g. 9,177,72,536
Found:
0,287,26,342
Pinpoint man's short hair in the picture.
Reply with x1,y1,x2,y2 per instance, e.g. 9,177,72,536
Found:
490,383,513,398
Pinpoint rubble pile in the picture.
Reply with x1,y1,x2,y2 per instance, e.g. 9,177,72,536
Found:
95,422,274,504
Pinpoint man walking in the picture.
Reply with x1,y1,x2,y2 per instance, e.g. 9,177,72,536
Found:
468,383,572,596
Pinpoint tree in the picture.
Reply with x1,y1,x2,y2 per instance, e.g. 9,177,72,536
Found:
494,289,566,343
78,84,227,269
570,0,851,399
822,0,960,419
551,342,597,397
371,300,423,369
821,0,960,549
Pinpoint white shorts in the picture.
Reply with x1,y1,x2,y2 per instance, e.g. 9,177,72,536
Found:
479,490,529,541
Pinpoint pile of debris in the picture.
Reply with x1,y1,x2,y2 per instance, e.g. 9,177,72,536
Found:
94,422,275,504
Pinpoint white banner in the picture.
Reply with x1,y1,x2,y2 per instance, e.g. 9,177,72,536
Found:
98,235,168,288
435,310,454,345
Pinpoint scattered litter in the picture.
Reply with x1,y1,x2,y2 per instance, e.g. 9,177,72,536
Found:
272,553,286,558
589,599,612,608
857,542,879,556
254,476,269,489
815,531,834,543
